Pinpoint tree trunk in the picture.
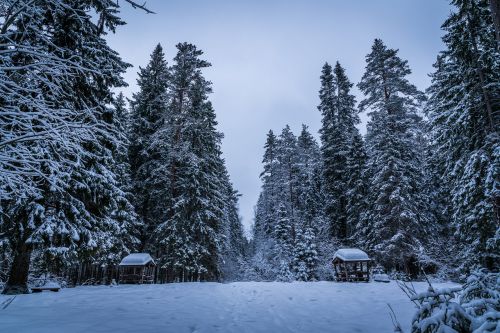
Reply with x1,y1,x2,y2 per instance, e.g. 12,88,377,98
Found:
490,0,500,45
2,241,32,294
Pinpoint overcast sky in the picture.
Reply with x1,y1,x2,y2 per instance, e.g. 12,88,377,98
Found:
107,0,452,234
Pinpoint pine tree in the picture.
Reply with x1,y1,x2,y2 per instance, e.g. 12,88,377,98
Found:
259,130,280,237
318,62,364,241
426,0,500,271
274,203,293,259
346,133,368,241
276,125,299,221
219,168,247,281
251,130,286,281
251,125,324,281
104,93,140,265
128,44,170,250
318,63,339,239
1,0,132,294
275,203,294,281
292,125,321,281
154,43,226,282
357,39,429,274
296,125,321,222
292,226,319,281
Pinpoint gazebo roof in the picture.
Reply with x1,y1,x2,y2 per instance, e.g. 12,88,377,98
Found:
333,248,370,262
119,253,155,266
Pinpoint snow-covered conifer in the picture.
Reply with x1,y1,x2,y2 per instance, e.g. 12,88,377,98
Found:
292,227,318,281
128,44,170,249
154,43,226,282
1,0,136,294
426,0,500,271
357,39,430,274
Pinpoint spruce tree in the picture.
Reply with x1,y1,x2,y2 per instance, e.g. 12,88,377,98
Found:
259,130,280,237
426,0,499,271
318,63,339,239
293,125,321,281
292,226,319,281
251,130,282,281
154,43,226,282
1,0,132,294
276,125,299,222
128,44,170,250
219,172,246,280
251,125,324,281
274,203,294,281
104,93,140,265
357,39,429,274
318,61,365,241
296,125,321,222
346,133,368,241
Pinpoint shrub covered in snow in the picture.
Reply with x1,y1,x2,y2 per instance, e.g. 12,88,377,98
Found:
401,270,499,333
460,269,500,332
409,285,470,333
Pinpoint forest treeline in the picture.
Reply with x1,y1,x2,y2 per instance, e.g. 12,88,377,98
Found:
0,0,246,294
0,0,499,296
250,0,499,281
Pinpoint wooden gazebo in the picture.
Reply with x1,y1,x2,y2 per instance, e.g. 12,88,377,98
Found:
332,248,371,282
118,253,156,284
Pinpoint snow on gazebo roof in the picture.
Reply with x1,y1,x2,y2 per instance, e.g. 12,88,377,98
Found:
119,253,155,266
333,248,370,262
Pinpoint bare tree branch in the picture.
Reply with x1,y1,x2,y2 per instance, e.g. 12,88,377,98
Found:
123,0,156,14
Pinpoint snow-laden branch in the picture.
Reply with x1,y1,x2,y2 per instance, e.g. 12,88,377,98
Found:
123,0,156,14
0,0,129,199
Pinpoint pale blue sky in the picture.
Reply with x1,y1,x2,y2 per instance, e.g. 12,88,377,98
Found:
107,0,452,234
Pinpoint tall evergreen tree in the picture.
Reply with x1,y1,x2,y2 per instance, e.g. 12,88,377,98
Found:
128,44,170,250
426,0,499,271
251,125,324,281
259,130,280,237
219,172,247,280
276,125,299,222
295,125,321,222
1,0,132,294
346,133,368,241
318,63,338,239
357,39,429,274
292,125,321,281
154,43,226,282
104,93,140,265
250,131,282,280
318,62,365,241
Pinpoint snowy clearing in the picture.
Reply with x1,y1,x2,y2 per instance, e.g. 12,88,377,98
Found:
1,281,459,333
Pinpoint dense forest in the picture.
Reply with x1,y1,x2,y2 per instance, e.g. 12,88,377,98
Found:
250,0,499,283
0,0,498,308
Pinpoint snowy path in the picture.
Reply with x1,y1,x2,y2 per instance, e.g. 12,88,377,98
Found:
0,281,458,333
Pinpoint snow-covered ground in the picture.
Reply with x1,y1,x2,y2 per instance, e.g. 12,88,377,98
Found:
1,281,458,333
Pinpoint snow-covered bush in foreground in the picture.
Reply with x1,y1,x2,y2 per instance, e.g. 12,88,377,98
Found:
398,270,499,333
460,270,500,332
409,285,470,333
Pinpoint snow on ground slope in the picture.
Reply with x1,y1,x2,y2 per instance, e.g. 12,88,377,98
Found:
0,281,458,333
